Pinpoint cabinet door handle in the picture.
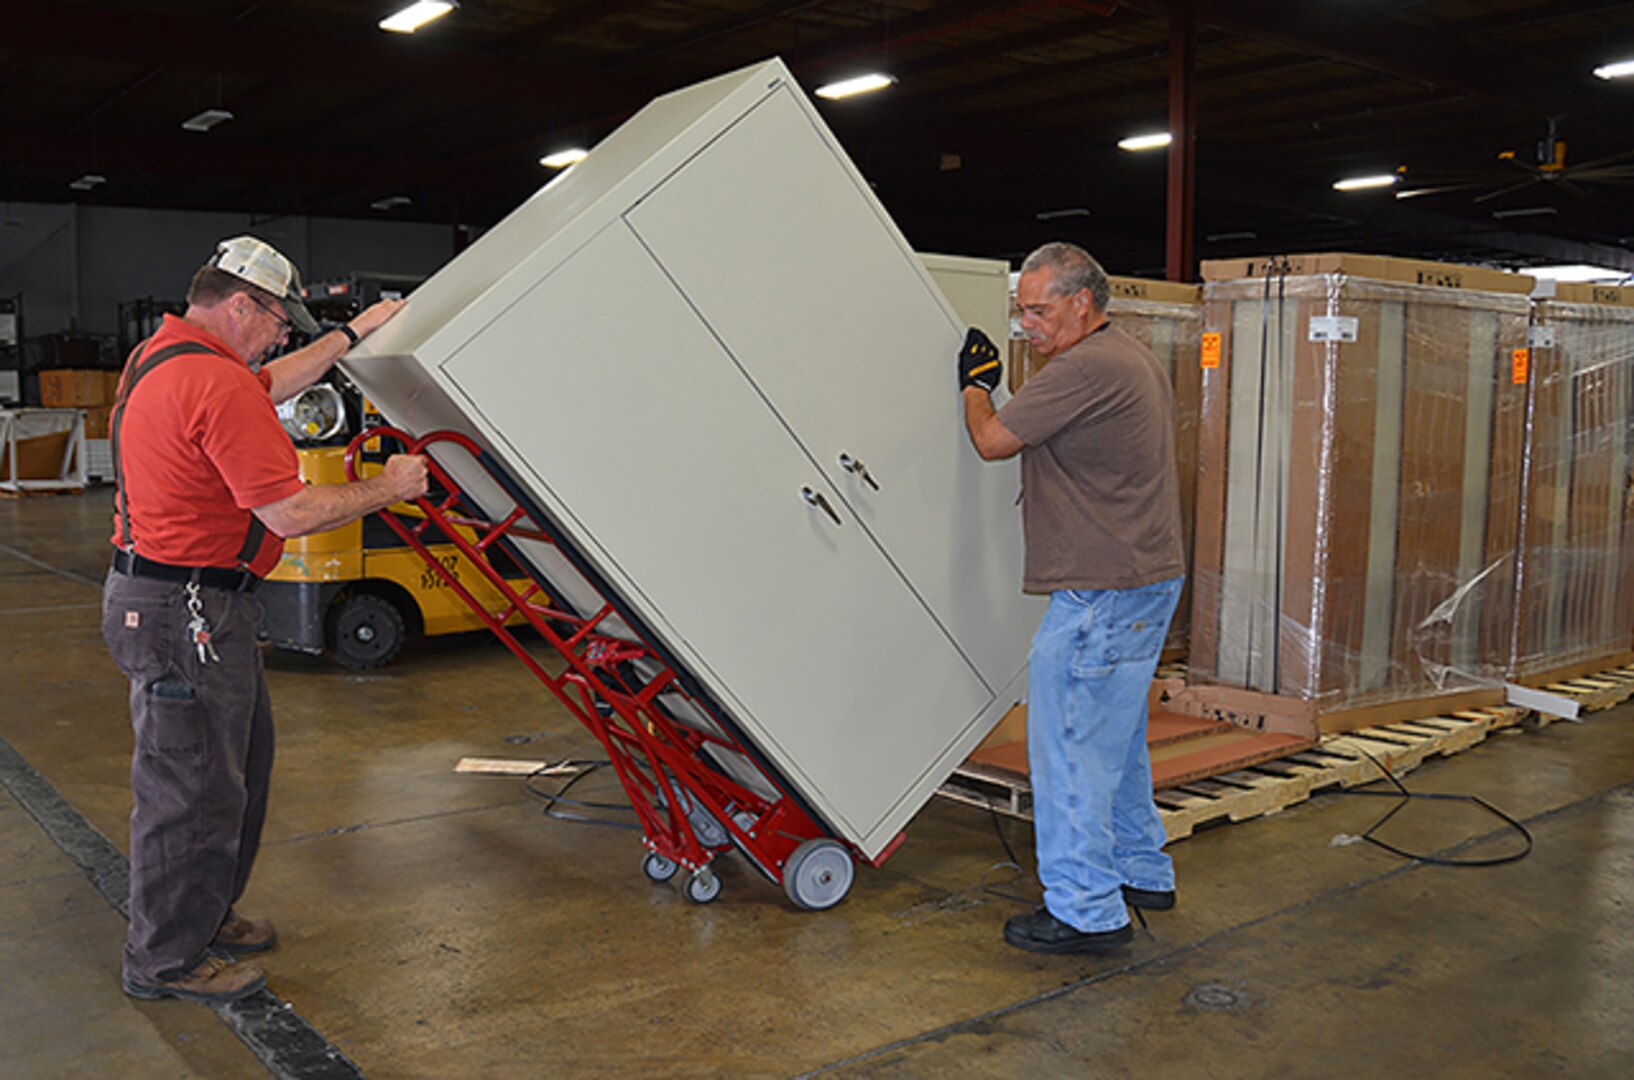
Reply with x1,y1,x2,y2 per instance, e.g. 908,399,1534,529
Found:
838,452,880,491
801,486,842,526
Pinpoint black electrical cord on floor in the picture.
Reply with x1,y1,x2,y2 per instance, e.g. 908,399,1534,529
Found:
523,759,644,832
1333,746,1533,867
976,791,1034,904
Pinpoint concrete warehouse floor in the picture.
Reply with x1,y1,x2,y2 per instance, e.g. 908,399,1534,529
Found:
2,488,1632,1079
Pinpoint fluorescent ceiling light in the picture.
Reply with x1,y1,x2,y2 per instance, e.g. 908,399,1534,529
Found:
1118,132,1172,152
181,108,234,132
540,148,589,169
1593,58,1634,79
370,194,413,211
1527,264,1625,283
1035,207,1089,221
1491,206,1558,220
69,174,106,191
1206,230,1258,242
815,73,895,100
1333,173,1398,192
380,1,457,34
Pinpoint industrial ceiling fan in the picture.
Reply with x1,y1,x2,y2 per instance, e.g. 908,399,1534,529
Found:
1395,116,1634,203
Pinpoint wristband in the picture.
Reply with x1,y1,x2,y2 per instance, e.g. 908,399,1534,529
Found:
334,324,361,347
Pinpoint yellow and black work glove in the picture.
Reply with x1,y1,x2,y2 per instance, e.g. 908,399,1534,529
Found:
958,326,1002,393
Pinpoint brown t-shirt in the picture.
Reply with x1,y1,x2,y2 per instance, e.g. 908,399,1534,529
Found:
996,322,1184,593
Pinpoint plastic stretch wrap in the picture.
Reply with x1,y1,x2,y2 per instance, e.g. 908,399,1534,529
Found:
1191,272,1531,713
1008,285,1202,659
1510,292,1634,680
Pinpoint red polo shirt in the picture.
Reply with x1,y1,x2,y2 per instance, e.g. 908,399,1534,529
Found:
110,314,304,576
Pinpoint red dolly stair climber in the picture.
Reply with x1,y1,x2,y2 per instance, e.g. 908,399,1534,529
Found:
347,426,880,910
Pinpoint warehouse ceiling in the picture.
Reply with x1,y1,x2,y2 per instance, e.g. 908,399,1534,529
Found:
4,0,1634,277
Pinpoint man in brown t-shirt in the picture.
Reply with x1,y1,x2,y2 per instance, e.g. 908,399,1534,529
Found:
959,242,1185,954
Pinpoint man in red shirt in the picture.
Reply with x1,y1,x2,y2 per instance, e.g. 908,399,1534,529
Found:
102,236,429,1003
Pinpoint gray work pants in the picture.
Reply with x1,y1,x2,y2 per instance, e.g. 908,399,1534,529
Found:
101,568,274,982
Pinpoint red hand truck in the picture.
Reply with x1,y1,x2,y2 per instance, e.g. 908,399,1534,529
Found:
346,426,877,909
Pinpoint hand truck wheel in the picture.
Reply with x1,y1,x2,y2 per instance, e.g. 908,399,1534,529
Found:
782,838,854,911
683,867,722,904
642,851,679,883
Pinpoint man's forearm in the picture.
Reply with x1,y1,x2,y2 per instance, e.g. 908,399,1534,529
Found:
257,474,411,538
264,330,354,403
964,387,1025,460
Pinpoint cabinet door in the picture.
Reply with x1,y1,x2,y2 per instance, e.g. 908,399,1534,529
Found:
439,221,991,854
625,87,1037,691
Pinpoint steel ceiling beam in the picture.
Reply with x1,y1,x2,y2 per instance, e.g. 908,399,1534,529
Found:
1166,1,1196,281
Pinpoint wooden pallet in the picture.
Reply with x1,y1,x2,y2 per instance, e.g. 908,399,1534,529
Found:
1156,707,1523,839
938,705,1528,841
937,760,1036,820
1536,664,1634,715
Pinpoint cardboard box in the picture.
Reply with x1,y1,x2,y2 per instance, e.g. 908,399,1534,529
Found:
39,369,120,408
1108,275,1202,305
1551,281,1634,307
1,408,86,492
82,404,112,440
1200,253,1533,295
1,431,72,481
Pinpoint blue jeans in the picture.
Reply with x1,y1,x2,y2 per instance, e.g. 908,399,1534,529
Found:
1027,577,1183,932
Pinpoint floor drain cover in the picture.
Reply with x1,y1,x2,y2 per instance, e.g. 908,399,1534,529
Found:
1184,982,1248,1012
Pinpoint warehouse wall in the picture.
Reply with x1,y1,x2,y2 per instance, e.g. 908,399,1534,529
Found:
0,202,461,337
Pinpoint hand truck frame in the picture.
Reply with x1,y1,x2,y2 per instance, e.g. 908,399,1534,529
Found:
346,426,876,909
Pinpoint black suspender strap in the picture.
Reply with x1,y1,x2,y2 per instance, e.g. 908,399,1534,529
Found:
111,338,267,569
235,514,268,567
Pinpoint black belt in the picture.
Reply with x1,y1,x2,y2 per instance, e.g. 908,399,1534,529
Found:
112,549,261,594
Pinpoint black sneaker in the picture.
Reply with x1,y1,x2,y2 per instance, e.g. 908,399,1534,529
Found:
1003,907,1133,955
1122,885,1176,911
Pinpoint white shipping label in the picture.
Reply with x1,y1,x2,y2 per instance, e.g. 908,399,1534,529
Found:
1308,315,1359,343
1527,326,1557,349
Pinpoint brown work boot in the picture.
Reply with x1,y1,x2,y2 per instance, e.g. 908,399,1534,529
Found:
212,911,278,954
123,954,267,1003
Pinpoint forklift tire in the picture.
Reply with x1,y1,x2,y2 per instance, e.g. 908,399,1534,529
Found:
326,592,406,670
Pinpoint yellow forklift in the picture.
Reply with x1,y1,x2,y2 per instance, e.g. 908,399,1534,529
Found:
258,273,534,669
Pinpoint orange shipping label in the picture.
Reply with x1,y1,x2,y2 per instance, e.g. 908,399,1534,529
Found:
1511,347,1530,385
1201,332,1222,369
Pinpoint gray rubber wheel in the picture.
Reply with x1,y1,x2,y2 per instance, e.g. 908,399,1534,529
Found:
683,867,721,904
782,838,854,911
642,851,678,883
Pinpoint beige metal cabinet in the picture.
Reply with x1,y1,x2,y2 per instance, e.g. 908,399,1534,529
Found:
347,58,1040,859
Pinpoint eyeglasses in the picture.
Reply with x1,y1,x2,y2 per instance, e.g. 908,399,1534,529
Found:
245,293,292,333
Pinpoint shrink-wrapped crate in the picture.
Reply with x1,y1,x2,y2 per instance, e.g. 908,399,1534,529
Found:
1009,275,1202,659
1185,256,1533,733
1510,282,1634,682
